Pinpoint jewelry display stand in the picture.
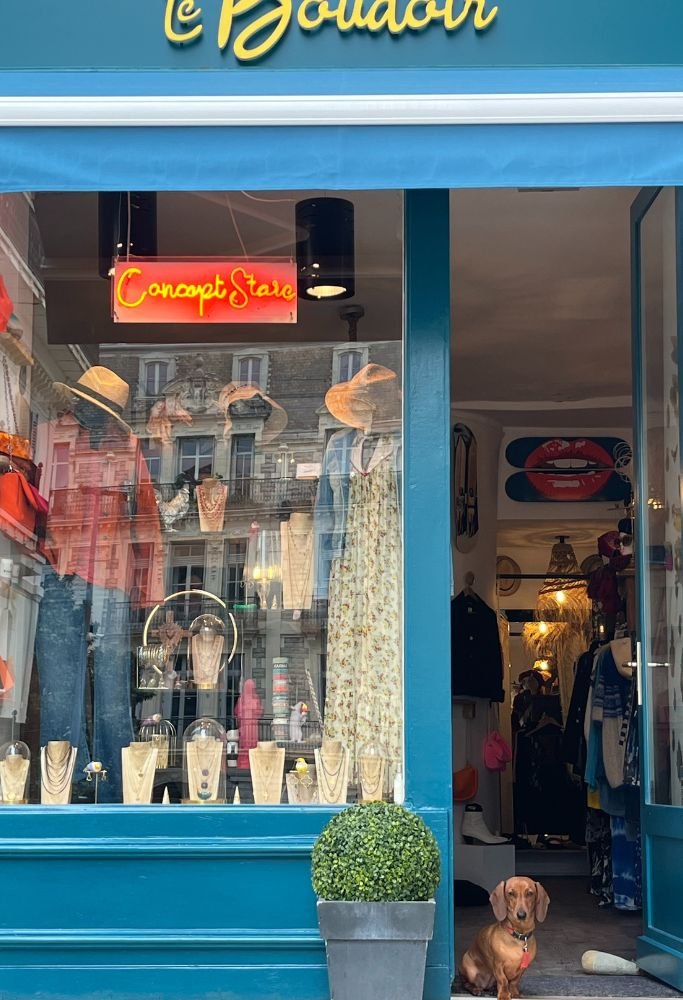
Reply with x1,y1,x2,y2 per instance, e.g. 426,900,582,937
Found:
138,590,237,694
183,718,227,804
358,753,386,802
196,478,228,533
189,614,225,689
121,742,159,804
40,741,78,804
286,770,318,805
280,512,314,610
249,741,285,804
314,741,350,805
0,740,30,804
139,716,175,769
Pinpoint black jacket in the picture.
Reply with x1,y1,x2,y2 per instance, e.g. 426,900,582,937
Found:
451,591,505,702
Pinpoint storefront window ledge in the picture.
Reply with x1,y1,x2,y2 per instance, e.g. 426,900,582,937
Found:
0,929,323,951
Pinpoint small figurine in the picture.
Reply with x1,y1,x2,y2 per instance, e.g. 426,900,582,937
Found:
289,701,309,742
235,679,263,768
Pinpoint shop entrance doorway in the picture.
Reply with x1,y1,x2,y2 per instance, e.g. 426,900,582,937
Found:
451,187,683,997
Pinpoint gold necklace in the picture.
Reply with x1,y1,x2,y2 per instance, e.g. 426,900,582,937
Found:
148,733,169,769
317,748,347,802
251,748,282,803
190,738,222,801
1,756,29,803
197,483,226,513
192,632,224,688
42,744,74,797
123,745,157,803
284,517,314,605
359,756,384,799
197,483,227,529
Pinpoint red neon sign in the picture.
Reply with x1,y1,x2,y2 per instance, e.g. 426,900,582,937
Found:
112,259,297,324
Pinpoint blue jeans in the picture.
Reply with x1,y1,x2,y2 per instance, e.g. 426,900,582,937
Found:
35,568,134,802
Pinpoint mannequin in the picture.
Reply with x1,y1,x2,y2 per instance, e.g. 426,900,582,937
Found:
121,742,158,804
196,476,227,533
314,740,350,805
36,366,164,802
41,741,78,804
249,741,285,804
316,364,403,781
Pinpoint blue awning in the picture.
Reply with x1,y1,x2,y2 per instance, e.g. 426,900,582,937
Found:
1,122,683,192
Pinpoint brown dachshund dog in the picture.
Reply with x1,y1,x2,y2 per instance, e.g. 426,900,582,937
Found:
460,877,550,1000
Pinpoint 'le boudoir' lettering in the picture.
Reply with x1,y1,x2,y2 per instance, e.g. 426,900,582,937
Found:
164,0,498,62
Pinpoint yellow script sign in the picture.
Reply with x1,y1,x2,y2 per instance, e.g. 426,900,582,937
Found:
165,0,498,62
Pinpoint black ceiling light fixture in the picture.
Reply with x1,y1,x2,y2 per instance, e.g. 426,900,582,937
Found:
295,197,355,301
98,192,158,279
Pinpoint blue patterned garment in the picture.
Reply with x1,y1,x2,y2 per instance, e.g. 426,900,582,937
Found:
611,815,642,911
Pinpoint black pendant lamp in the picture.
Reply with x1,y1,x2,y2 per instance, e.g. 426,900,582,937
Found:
295,197,355,301
98,192,157,279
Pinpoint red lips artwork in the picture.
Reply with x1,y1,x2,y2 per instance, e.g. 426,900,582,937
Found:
505,436,633,504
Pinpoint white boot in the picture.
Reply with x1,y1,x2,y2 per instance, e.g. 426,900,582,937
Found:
462,803,510,845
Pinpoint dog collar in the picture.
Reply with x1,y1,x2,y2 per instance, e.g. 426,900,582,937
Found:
505,925,534,946
505,925,533,970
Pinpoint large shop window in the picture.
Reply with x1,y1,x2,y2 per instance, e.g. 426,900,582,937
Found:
0,189,404,807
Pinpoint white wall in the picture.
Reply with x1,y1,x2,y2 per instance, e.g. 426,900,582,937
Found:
452,412,504,842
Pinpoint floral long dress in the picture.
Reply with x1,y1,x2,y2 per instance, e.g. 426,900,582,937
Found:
323,434,403,787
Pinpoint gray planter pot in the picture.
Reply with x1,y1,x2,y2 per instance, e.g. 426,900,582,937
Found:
317,900,436,1000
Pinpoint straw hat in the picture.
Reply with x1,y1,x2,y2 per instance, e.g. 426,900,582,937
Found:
218,383,288,444
325,363,400,431
54,366,131,434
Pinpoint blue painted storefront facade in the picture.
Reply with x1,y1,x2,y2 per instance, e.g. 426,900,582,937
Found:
3,4,683,999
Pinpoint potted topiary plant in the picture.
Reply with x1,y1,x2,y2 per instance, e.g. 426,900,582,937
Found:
312,801,441,1000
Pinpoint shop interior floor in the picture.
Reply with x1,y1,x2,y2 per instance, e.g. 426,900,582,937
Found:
453,876,679,997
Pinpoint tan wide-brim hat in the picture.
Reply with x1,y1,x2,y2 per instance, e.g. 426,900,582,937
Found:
325,363,400,431
218,383,288,445
54,366,132,434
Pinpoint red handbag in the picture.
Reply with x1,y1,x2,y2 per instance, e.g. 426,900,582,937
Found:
0,469,40,534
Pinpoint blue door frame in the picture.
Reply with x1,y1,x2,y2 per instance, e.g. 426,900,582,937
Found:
631,186,683,990
0,189,454,1000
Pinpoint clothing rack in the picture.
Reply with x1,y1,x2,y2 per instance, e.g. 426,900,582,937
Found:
497,572,589,581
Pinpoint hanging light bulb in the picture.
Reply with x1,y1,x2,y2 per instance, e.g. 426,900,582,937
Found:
98,192,157,279
295,197,355,300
